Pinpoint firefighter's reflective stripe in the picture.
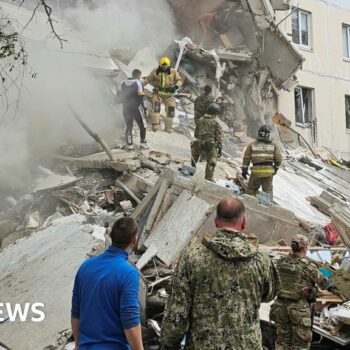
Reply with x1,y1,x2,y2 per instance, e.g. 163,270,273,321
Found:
251,168,275,174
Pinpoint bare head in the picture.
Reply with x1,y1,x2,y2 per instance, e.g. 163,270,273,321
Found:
204,85,212,95
215,197,246,232
291,234,308,257
132,69,142,80
110,217,138,251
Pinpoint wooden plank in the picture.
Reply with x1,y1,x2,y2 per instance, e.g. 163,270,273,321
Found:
145,181,169,233
144,190,211,266
131,177,162,222
136,243,158,270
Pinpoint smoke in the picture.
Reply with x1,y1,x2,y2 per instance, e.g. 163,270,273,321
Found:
0,0,177,197
64,0,176,54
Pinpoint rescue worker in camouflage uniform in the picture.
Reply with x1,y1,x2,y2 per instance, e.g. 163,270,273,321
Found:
194,85,214,125
191,103,223,182
144,57,182,133
161,197,277,350
242,125,282,196
270,234,328,350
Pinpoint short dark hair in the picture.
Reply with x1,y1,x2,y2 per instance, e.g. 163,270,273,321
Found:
132,69,142,78
110,217,138,249
217,198,245,223
204,85,212,94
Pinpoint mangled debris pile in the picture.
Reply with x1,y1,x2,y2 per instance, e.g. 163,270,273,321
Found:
126,166,347,347
162,0,303,138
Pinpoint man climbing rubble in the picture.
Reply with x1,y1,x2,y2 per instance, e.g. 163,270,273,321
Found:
270,234,329,350
191,102,223,182
144,57,182,133
160,197,277,349
120,69,149,150
194,85,214,125
242,125,282,197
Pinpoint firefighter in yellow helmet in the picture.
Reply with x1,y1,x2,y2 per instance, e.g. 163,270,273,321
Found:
144,57,182,133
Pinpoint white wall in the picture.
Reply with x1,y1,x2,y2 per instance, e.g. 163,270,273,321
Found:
277,0,350,159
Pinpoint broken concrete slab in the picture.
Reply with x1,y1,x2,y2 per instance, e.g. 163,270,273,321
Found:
149,151,171,165
0,215,97,350
33,174,81,193
54,150,141,172
144,190,212,266
309,191,347,217
274,169,330,225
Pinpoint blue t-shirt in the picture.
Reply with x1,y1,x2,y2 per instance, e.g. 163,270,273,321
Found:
71,245,140,350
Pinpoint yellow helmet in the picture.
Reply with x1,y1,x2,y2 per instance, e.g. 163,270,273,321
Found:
159,56,171,66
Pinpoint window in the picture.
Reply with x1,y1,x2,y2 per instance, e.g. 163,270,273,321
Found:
345,96,350,129
292,9,311,48
294,87,314,124
342,24,350,59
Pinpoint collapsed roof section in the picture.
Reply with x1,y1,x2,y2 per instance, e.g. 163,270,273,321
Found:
166,0,303,137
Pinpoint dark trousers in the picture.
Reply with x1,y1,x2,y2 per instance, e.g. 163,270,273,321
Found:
123,104,146,145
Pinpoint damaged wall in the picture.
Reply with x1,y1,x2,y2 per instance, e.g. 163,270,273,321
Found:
276,0,350,159
166,0,303,137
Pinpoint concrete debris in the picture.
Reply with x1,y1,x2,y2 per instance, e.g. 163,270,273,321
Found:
33,173,81,193
143,190,211,266
2,0,350,348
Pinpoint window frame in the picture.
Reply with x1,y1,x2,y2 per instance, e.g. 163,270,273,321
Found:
345,95,350,130
342,24,350,60
292,8,312,50
294,86,315,125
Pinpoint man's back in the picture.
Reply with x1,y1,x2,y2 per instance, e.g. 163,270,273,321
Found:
277,254,327,300
71,246,140,350
194,94,214,120
195,114,222,142
161,229,277,350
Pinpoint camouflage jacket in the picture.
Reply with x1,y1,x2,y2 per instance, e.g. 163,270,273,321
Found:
161,229,277,350
277,253,328,301
194,94,215,120
194,114,223,145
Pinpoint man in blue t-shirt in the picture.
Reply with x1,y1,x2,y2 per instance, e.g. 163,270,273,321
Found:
71,217,143,350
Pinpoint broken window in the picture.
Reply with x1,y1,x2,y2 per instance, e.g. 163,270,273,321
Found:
292,9,311,47
294,87,313,124
342,24,350,59
345,95,350,129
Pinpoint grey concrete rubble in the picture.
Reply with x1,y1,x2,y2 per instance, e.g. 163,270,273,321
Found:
1,0,350,349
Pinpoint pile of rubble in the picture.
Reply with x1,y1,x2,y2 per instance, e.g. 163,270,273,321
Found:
1,0,350,349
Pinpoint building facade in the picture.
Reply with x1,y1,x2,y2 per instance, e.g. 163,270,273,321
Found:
276,0,350,160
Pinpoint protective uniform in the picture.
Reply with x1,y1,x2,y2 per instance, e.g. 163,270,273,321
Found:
194,93,214,124
161,229,277,350
270,234,328,350
145,57,182,133
242,125,282,196
191,103,222,182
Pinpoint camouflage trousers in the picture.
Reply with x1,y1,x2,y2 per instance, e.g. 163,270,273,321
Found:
270,298,313,350
247,174,273,196
191,140,217,182
151,94,176,132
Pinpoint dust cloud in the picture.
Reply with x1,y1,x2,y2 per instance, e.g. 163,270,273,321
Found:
0,0,177,199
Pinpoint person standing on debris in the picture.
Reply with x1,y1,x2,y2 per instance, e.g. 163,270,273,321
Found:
144,57,182,133
194,85,214,125
161,197,277,350
242,125,282,196
270,234,328,350
120,69,149,150
191,102,223,182
71,217,143,350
